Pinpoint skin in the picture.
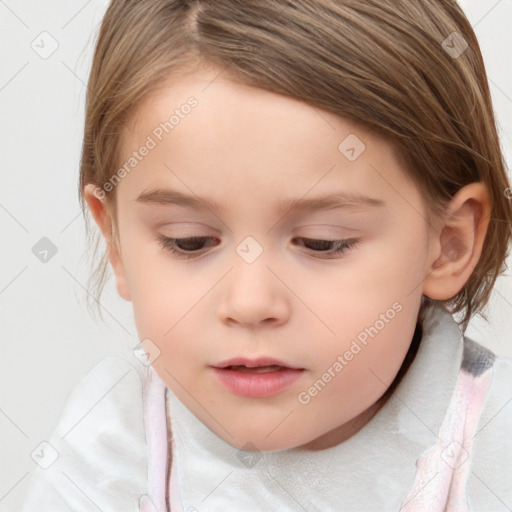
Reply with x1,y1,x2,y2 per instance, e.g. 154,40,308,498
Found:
84,64,491,452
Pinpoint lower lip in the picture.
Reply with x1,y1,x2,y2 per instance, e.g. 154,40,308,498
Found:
212,367,304,398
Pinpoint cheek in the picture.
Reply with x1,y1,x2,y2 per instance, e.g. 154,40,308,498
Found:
301,229,426,400
301,299,417,429
310,229,427,335
121,240,214,377
122,225,191,303
119,239,185,336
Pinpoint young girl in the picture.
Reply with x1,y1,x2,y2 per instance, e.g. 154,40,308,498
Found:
21,0,512,510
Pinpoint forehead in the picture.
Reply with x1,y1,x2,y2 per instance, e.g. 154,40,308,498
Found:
117,68,421,218
124,65,379,152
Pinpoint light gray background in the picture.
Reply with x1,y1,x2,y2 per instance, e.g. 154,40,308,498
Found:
0,0,511,509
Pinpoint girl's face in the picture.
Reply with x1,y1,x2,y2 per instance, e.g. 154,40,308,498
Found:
107,66,439,451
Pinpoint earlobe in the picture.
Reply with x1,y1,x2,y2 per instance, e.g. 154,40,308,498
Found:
422,182,491,301
83,184,131,302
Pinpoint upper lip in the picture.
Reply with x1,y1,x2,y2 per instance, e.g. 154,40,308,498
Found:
211,357,303,370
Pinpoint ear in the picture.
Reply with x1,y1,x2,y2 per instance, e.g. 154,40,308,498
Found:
422,182,491,301
83,184,131,301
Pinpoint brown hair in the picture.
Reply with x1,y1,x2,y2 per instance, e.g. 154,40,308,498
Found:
79,0,512,331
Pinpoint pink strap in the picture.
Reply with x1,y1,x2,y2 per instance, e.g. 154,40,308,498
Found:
139,364,169,512
402,366,494,511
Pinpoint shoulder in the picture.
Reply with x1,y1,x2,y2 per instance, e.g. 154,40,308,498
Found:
20,356,149,512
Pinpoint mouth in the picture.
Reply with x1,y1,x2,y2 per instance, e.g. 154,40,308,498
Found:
221,364,289,374
212,356,304,371
211,357,305,398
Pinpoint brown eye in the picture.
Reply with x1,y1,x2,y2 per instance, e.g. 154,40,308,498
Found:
293,237,358,257
157,236,217,259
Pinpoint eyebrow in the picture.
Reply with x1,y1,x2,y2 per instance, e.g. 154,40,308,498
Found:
136,188,385,215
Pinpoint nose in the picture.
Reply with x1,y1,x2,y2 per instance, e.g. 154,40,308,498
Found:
217,248,290,328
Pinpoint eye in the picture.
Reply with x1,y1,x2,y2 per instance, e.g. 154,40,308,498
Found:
157,235,358,260
292,237,358,258
157,235,218,259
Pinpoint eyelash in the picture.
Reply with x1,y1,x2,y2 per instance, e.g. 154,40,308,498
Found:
156,235,358,260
